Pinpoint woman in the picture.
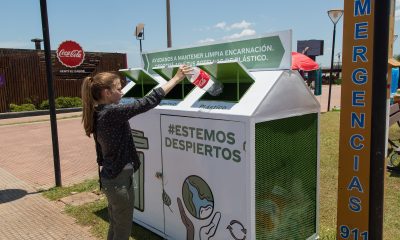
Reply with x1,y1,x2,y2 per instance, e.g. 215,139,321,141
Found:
81,65,191,240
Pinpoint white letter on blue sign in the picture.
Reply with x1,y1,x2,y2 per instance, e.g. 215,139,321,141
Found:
352,68,368,85
354,22,368,39
354,0,371,16
351,112,365,128
353,46,368,62
350,134,364,150
352,91,366,107
354,155,360,171
348,176,364,192
349,196,362,212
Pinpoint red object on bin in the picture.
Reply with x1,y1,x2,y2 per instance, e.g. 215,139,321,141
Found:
291,52,319,71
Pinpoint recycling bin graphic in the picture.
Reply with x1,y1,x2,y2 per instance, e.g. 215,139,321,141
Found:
131,129,147,211
120,30,320,240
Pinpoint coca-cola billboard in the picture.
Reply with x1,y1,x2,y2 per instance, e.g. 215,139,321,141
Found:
56,40,85,68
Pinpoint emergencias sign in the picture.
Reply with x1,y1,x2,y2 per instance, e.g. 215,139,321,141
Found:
337,0,374,239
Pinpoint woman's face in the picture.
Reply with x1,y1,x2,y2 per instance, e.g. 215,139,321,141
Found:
107,79,123,104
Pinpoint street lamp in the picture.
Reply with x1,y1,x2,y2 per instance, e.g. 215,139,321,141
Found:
135,23,145,54
166,0,172,48
327,9,344,112
336,52,342,69
135,23,145,67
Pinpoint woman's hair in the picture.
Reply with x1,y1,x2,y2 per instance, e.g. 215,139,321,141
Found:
81,72,120,137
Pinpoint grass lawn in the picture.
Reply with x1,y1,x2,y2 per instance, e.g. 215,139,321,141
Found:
43,111,400,240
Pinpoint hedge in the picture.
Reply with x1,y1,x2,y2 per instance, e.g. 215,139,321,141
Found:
10,97,82,112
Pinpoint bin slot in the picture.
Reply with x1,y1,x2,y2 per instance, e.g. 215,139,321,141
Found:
198,61,255,102
153,66,194,100
120,69,159,98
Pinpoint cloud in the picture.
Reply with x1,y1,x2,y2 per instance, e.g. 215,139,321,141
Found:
229,20,252,30
198,20,255,43
397,8,400,21
198,38,216,44
213,20,252,31
223,29,256,40
397,0,400,21
214,22,226,30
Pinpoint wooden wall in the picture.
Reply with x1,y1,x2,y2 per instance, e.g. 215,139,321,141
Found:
0,49,127,113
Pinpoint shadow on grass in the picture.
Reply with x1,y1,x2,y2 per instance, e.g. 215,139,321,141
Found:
387,168,400,178
95,207,163,240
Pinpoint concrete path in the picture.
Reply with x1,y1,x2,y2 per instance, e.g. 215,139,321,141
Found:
316,85,341,112
0,167,96,240
0,114,97,189
0,113,98,240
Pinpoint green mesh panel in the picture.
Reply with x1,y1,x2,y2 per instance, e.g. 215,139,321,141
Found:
255,113,318,240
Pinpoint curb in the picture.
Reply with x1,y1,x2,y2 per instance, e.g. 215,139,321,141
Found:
0,108,82,119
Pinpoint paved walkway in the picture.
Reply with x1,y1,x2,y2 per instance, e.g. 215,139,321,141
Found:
0,114,97,189
0,113,98,240
0,167,96,240
316,85,341,112
0,85,341,240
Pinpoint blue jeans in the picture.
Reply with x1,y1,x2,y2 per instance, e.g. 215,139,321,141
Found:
101,168,134,240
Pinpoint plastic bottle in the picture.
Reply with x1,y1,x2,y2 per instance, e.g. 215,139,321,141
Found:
186,67,223,96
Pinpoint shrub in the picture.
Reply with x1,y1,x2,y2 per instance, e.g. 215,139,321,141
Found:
55,97,82,108
334,78,342,85
39,100,50,110
71,97,82,107
12,97,82,112
24,96,40,108
9,103,36,112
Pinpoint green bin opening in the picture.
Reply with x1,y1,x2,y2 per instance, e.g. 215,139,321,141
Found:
120,69,159,98
198,61,255,102
153,66,195,100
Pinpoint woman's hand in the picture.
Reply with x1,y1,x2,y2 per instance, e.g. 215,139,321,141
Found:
171,65,192,83
161,65,193,94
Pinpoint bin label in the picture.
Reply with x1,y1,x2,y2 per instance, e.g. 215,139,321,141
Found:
160,114,250,240
143,30,291,73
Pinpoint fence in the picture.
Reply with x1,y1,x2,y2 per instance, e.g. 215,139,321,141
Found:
0,49,127,113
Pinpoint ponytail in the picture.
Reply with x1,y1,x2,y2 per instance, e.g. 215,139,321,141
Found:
82,76,95,137
81,72,121,137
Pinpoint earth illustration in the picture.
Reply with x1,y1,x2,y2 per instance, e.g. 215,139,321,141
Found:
182,175,214,220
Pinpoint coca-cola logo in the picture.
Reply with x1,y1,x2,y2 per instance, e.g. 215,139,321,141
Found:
56,40,85,68
193,69,210,88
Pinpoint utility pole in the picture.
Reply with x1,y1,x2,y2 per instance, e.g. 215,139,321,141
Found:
39,0,62,187
166,0,172,48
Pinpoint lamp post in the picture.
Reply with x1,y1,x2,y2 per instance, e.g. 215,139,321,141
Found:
39,0,62,187
135,23,145,54
327,9,344,112
135,23,145,66
336,52,341,69
166,0,172,48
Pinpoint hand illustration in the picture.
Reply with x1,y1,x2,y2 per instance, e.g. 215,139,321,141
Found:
199,212,221,240
177,197,194,240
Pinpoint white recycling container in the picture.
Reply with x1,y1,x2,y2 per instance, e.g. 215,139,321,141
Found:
119,30,320,240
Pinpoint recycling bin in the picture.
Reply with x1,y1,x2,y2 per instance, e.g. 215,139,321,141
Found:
119,30,320,240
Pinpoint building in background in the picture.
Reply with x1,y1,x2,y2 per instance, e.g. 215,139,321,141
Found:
0,48,127,113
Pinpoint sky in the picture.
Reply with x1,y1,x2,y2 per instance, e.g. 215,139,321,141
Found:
1,0,400,68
